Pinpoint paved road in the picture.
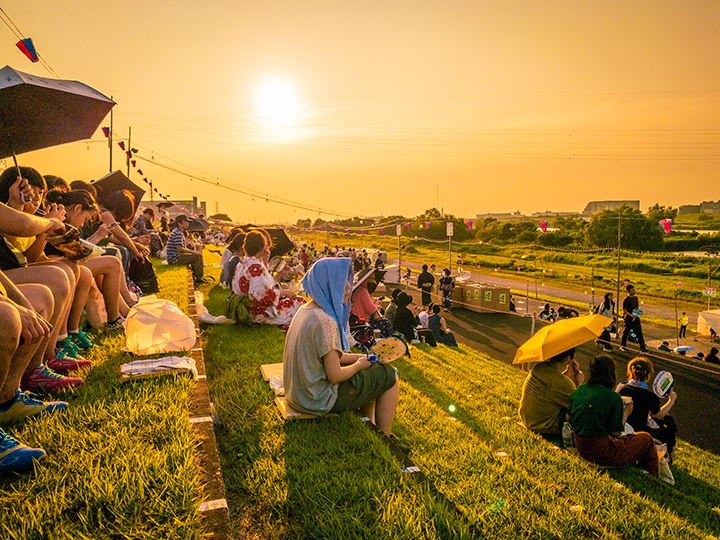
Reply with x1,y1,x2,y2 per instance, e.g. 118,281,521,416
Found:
396,259,701,324
378,277,720,455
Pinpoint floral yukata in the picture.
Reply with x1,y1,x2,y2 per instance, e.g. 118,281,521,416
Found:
231,256,305,325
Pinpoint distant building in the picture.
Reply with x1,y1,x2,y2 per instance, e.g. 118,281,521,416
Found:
475,211,523,220
678,201,720,214
156,196,207,218
582,200,640,215
531,211,582,217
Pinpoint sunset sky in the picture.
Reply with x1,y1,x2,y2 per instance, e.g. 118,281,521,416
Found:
2,0,719,224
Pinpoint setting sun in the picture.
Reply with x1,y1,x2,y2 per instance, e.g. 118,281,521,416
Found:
256,78,299,127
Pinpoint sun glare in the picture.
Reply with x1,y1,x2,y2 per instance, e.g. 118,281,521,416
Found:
257,78,299,127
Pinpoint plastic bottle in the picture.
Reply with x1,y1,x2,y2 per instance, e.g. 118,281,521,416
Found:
562,422,574,449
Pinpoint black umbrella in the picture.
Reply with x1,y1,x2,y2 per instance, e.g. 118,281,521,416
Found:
239,224,296,259
0,65,114,160
92,170,146,217
187,218,209,232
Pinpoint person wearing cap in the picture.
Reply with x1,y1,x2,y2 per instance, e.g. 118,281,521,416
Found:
166,215,206,285
350,268,393,338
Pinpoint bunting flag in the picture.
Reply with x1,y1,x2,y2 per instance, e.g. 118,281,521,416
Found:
16,38,39,62
332,226,336,232
131,160,136,167
406,222,411,230
346,228,350,233
361,229,364,235
137,169,143,175
539,220,548,232
101,127,110,138
659,218,672,234
143,178,148,183
380,227,384,234
118,141,126,151
425,221,431,229
466,220,473,230
125,151,132,158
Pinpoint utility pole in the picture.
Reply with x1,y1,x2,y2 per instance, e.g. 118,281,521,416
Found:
126,127,132,178
108,98,113,172
616,215,622,321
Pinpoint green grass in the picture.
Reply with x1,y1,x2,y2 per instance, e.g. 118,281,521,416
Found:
200,256,720,540
0,263,202,540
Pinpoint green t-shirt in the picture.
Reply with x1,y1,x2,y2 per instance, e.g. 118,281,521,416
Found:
519,362,576,435
568,384,624,437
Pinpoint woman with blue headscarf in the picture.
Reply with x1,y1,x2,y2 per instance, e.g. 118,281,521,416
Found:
283,258,399,436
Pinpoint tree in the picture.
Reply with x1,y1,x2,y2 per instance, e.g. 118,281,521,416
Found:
646,203,678,223
585,205,663,251
295,218,311,228
209,213,232,222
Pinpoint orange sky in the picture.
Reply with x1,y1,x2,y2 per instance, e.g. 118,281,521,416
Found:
2,0,719,223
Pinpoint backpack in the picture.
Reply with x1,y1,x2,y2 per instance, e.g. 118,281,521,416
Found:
128,256,160,294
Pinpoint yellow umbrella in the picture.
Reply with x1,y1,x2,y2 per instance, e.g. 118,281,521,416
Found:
513,314,613,364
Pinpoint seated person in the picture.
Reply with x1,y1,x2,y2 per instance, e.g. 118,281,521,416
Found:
706,347,719,364
230,231,305,326
658,341,672,352
695,352,704,360
393,292,437,347
568,355,658,477
166,215,207,285
130,207,164,257
350,268,393,337
283,258,399,435
538,303,553,321
384,288,401,328
428,304,458,346
219,232,246,288
518,347,584,436
616,357,678,459
557,306,579,320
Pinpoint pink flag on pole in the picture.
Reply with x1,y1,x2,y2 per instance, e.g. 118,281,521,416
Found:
659,218,672,234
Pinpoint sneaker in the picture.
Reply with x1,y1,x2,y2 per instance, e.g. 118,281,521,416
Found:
69,330,94,350
0,389,68,423
0,428,45,474
105,316,126,333
22,364,84,393
46,350,92,374
620,347,629,353
57,339,87,361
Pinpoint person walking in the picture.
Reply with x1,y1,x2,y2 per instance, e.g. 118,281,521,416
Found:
621,285,647,353
439,268,455,312
678,312,689,339
417,264,435,307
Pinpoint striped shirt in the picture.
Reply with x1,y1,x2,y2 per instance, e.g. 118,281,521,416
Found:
166,227,185,264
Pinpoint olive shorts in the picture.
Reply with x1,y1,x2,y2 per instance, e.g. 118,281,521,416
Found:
331,363,397,413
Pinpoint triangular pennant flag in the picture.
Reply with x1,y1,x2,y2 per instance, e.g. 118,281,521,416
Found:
131,160,136,167
466,220,473,230
125,151,132,158
406,222,411,230
143,178,148,183
346,228,350,233
539,220,548,232
425,221,431,229
118,141,126,150
101,127,110,138
16,38,39,63
380,227,384,234
332,226,336,232
659,218,672,234
137,169,143,175
361,229,364,235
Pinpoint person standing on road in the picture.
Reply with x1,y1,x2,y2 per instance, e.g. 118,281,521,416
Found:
439,268,455,312
596,293,616,351
621,285,647,353
417,264,434,307
678,312,689,339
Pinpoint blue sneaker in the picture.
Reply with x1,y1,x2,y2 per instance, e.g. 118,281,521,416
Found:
0,428,45,474
0,389,68,424
69,330,94,351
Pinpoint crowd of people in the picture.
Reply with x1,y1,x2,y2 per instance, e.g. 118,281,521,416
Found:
0,165,217,475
